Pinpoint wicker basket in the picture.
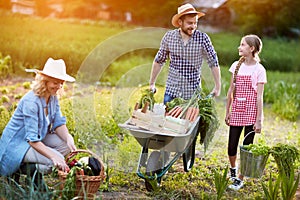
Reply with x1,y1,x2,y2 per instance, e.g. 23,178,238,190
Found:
58,149,105,199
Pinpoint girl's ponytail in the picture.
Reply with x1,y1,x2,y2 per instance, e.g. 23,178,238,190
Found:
232,56,245,97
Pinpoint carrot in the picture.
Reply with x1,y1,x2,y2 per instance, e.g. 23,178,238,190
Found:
141,101,149,113
185,107,192,120
134,102,139,110
173,107,183,118
188,107,195,121
191,108,199,122
167,106,179,116
79,168,84,175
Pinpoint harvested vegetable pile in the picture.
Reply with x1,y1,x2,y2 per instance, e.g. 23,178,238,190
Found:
166,88,219,151
243,143,271,156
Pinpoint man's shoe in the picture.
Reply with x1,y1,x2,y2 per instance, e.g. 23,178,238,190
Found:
228,178,244,191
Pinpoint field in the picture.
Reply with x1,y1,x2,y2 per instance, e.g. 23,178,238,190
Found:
0,11,300,199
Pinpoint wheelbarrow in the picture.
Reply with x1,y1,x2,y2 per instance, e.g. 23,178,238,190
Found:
118,115,201,191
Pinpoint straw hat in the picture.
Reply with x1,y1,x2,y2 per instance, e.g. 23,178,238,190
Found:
26,58,75,82
171,3,205,28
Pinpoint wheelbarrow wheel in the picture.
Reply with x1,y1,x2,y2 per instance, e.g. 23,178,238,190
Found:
183,136,196,172
145,151,164,191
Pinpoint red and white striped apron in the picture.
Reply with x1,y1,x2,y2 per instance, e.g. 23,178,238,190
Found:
230,75,257,126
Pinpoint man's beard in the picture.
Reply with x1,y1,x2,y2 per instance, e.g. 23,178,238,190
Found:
181,27,194,36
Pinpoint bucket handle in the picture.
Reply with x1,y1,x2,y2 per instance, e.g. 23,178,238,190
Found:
242,131,255,145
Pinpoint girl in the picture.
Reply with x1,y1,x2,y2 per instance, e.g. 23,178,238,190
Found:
225,35,267,190
0,58,76,190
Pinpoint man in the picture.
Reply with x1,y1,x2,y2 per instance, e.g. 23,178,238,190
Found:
149,3,221,104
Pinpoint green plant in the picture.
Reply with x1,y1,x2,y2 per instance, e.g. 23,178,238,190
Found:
0,53,12,79
280,168,300,200
261,173,281,200
1,95,10,103
100,153,114,192
197,93,220,151
271,143,299,176
22,81,31,89
0,176,54,200
270,81,300,121
213,167,229,200
1,87,9,94
14,93,23,100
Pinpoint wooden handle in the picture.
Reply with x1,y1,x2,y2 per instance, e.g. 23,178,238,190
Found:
66,149,98,163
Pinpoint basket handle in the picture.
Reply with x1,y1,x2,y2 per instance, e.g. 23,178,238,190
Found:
65,149,99,163
242,131,255,145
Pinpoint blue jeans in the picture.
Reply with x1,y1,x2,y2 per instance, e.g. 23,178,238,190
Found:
163,94,175,105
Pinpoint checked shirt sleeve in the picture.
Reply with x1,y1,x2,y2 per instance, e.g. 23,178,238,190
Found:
154,32,170,66
202,33,219,68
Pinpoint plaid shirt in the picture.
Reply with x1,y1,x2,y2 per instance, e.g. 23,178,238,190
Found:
155,29,219,99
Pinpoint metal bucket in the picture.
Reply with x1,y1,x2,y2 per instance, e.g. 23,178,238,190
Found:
239,131,269,178
240,146,269,178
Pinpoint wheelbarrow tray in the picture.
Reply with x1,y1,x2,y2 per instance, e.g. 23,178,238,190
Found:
119,116,200,152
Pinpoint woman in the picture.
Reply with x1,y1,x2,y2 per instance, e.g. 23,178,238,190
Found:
0,58,76,189
225,35,267,191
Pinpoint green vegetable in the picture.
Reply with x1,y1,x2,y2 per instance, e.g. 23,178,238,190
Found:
270,143,299,177
165,87,219,151
243,143,270,156
166,97,186,112
138,89,156,111
61,167,77,200
197,96,219,151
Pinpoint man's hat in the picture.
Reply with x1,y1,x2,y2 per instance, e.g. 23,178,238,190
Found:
171,3,205,28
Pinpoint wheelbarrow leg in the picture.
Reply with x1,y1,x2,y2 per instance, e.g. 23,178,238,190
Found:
144,150,171,191
139,146,149,167
183,133,197,172
145,151,162,191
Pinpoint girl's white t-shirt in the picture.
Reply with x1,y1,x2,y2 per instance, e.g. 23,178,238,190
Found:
229,61,267,91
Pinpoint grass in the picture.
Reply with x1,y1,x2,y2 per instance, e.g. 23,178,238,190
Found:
0,10,131,76
0,9,299,80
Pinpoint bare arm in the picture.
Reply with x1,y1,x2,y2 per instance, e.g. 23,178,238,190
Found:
149,61,162,90
211,66,221,96
28,141,70,172
225,75,234,125
254,83,264,133
55,124,76,152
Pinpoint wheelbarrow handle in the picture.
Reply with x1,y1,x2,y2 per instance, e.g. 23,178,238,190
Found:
150,87,157,94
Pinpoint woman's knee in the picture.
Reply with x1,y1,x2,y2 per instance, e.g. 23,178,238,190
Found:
43,133,70,156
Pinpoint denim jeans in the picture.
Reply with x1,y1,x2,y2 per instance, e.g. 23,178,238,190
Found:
163,94,175,105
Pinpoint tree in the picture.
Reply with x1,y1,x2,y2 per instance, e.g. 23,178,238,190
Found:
99,0,183,27
228,0,300,37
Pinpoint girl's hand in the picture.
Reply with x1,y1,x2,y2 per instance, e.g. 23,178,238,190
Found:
253,120,262,133
225,113,230,126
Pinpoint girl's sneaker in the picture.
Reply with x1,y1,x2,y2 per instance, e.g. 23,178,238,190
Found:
228,178,244,191
229,167,237,180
